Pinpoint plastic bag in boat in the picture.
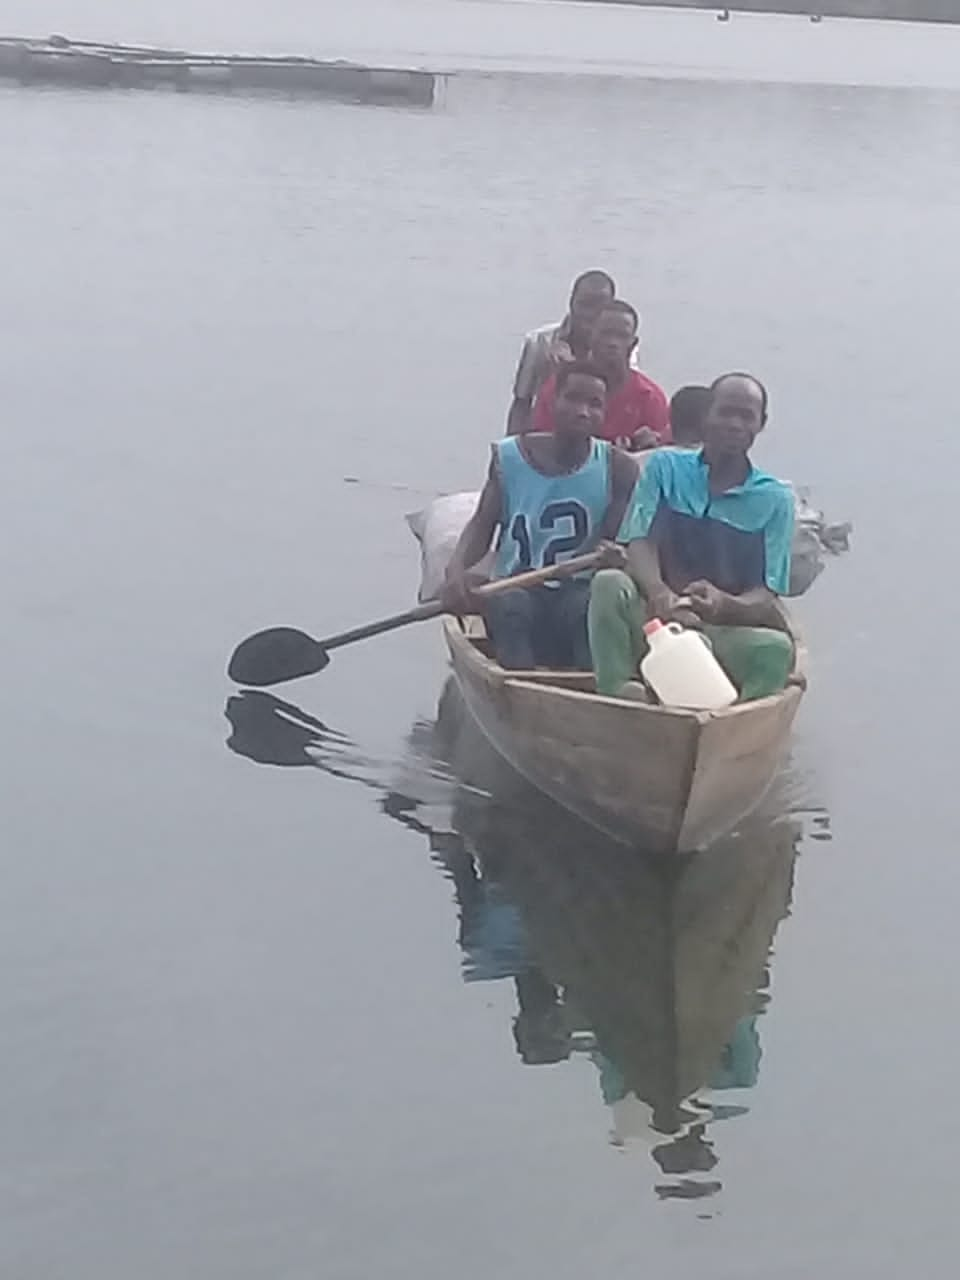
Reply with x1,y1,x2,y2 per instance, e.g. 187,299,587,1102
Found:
787,488,852,597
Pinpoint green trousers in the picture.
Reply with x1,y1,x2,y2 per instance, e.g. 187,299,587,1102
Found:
588,569,794,701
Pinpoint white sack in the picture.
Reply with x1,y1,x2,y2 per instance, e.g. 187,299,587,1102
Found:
406,492,493,603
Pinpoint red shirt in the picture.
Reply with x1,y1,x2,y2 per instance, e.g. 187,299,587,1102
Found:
532,369,672,445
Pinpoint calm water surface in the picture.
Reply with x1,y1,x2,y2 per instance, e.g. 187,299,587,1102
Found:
3,3,960,1276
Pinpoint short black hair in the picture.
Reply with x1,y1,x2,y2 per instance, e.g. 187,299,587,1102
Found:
596,298,640,334
669,385,711,445
709,371,769,423
570,269,616,299
556,359,609,392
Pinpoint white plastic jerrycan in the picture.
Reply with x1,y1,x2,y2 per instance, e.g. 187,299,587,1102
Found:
640,618,737,711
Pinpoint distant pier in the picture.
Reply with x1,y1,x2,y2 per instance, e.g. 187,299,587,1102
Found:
0,35,436,108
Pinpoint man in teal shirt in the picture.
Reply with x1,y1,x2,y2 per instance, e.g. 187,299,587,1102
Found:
588,372,795,701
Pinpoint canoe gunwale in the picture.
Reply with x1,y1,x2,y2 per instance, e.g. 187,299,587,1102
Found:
463,642,801,729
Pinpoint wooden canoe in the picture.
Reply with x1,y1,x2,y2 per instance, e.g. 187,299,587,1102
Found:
443,617,805,855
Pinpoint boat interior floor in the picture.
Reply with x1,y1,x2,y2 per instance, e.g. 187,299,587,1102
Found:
455,615,805,698
459,615,601,693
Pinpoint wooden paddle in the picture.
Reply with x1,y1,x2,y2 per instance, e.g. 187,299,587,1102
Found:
227,551,604,687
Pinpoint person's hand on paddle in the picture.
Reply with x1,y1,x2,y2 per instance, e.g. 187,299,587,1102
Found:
595,540,627,571
440,566,484,615
685,579,730,624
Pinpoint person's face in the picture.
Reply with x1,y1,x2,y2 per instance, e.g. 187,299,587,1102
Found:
554,372,606,442
590,310,637,372
703,377,765,458
569,278,614,335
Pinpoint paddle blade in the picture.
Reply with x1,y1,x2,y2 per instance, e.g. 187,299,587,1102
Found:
227,627,330,687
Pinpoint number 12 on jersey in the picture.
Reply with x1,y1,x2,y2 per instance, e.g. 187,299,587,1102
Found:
508,500,590,570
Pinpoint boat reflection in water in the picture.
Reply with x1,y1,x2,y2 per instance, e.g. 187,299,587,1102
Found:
225,681,824,1200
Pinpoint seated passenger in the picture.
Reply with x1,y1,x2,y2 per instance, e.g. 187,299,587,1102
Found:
588,372,795,701
506,269,617,436
443,362,637,671
531,301,671,450
668,384,711,448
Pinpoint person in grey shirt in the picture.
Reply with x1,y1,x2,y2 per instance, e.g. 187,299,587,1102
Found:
506,269,616,435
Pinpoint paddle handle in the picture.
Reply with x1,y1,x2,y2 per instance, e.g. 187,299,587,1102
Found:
474,551,602,598
318,551,603,653
317,601,441,650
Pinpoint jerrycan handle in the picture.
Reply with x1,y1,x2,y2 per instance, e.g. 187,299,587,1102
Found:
665,619,716,653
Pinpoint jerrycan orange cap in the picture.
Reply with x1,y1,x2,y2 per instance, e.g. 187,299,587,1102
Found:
643,618,665,637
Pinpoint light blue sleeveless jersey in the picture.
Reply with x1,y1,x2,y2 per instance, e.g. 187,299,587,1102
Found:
493,436,611,579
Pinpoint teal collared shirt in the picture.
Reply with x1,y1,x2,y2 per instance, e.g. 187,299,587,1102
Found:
619,448,794,596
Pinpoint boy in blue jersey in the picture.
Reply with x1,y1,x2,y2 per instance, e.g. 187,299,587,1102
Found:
589,373,796,701
443,362,637,670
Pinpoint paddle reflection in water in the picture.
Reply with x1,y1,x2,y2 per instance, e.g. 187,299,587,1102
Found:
225,682,819,1200
225,689,382,780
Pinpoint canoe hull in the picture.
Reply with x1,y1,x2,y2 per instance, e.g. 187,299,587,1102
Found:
443,618,803,854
